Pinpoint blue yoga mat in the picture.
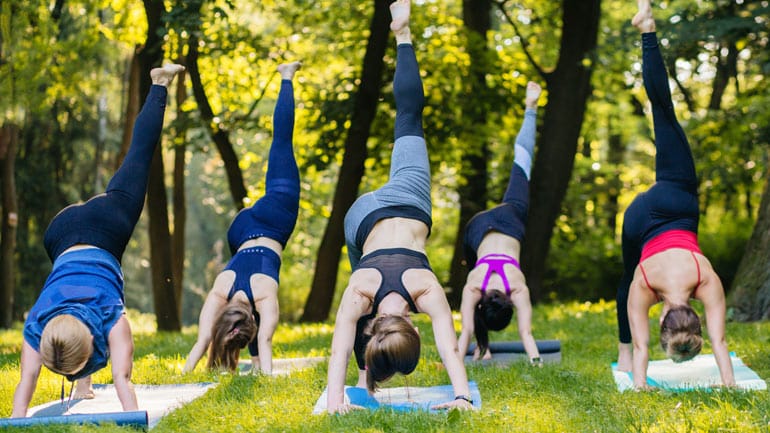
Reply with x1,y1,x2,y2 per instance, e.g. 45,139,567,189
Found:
611,353,766,392
0,411,147,429
313,381,482,414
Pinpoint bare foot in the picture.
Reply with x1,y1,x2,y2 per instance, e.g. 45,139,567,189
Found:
390,0,412,43
355,369,367,389
481,349,492,361
73,390,95,400
617,342,632,371
150,64,186,87
472,346,481,361
277,61,302,80
525,81,542,109
74,378,95,400
632,0,656,33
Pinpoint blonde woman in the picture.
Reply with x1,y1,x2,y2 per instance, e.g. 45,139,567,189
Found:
12,64,184,417
183,61,301,375
326,0,472,414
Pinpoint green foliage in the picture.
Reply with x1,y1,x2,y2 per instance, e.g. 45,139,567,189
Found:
3,0,770,323
2,302,770,431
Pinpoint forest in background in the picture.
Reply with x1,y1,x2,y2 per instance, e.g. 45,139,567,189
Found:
1,0,768,328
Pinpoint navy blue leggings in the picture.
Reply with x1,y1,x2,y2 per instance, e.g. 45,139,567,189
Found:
227,80,300,255
463,106,537,266
43,85,168,262
463,164,529,267
394,44,424,139
616,33,700,343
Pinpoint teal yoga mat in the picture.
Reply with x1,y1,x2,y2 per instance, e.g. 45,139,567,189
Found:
611,353,766,391
313,381,482,414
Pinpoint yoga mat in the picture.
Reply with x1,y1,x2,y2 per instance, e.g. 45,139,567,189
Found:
465,340,561,364
21,383,217,429
611,353,767,392
238,356,326,375
312,381,482,414
0,411,147,429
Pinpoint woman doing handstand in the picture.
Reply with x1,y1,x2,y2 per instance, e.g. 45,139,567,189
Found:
616,0,735,389
183,61,302,375
458,82,542,365
12,64,185,417
326,0,472,414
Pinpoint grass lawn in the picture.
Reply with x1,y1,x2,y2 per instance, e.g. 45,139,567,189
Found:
1,300,769,432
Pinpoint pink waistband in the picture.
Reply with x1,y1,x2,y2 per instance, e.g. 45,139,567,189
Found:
640,230,701,263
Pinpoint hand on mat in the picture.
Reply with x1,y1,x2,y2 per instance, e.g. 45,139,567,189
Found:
328,403,365,415
431,399,474,411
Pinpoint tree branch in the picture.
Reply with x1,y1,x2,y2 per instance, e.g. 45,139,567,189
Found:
494,0,547,80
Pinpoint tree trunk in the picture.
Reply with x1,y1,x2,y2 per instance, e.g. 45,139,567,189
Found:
187,34,248,210
445,0,492,308
300,0,391,322
729,164,770,321
0,124,19,328
116,46,141,170
172,60,188,321
521,0,602,301
140,0,181,331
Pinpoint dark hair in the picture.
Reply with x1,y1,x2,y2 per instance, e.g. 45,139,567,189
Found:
473,290,513,357
207,303,258,371
660,305,703,362
364,315,420,393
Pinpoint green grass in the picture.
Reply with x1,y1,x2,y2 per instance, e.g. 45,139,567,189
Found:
2,301,769,432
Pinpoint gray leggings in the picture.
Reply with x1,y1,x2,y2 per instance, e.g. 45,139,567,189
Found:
343,135,432,268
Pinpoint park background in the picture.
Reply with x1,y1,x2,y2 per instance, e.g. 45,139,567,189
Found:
2,0,768,329
1,1,770,431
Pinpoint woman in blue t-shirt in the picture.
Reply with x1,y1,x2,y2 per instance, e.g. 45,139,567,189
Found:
11,64,184,417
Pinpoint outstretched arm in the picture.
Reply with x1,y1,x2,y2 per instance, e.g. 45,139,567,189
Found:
457,283,481,361
109,316,138,411
699,273,735,386
418,283,473,410
511,287,540,362
11,341,43,417
255,293,279,374
327,287,367,414
183,277,229,373
628,278,654,389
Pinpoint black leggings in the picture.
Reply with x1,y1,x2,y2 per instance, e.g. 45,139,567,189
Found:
616,33,700,343
43,85,168,262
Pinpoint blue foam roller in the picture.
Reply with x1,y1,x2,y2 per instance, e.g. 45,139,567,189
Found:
0,410,148,429
466,340,561,356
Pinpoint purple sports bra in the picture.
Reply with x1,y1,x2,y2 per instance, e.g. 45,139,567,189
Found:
475,253,521,295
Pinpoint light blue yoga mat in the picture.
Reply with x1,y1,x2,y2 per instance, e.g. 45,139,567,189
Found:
22,383,217,429
313,381,482,414
611,353,766,392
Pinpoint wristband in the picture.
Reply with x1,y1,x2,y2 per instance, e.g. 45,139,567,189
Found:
454,395,473,405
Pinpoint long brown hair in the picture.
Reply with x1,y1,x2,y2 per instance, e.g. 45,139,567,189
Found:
40,315,92,375
660,304,703,362
364,315,420,393
207,302,257,371
474,290,513,357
